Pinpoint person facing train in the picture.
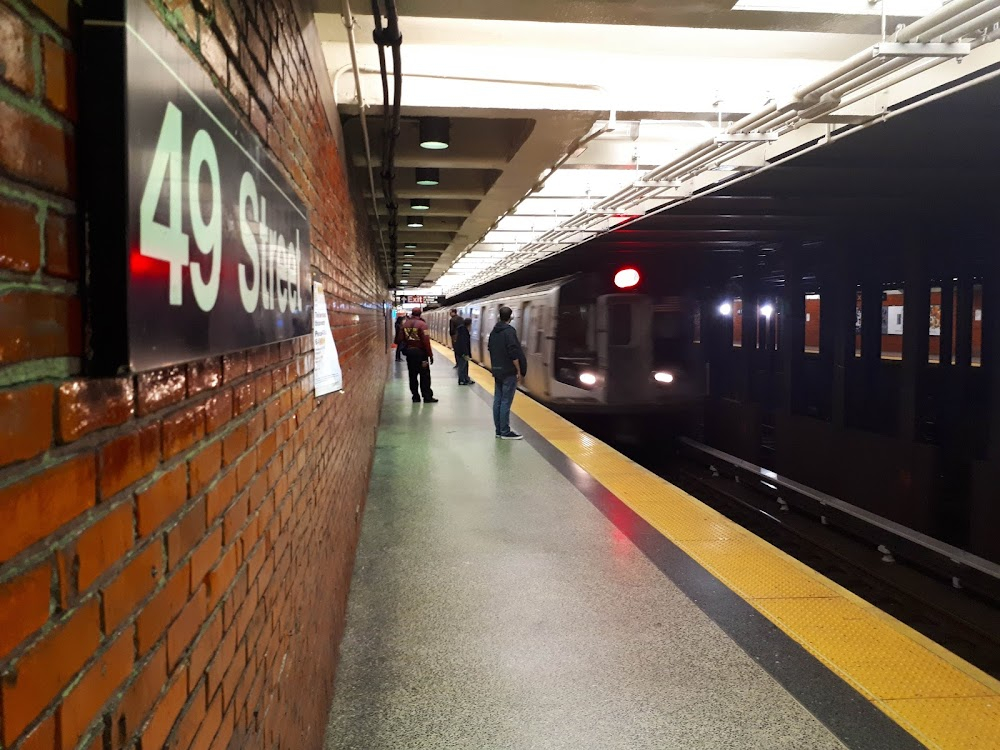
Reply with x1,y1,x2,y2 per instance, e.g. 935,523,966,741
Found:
487,305,527,440
401,308,438,403
455,317,473,385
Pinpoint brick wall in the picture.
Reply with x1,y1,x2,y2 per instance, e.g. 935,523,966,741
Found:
0,1,388,749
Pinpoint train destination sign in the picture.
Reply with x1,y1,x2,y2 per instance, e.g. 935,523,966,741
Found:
81,0,311,374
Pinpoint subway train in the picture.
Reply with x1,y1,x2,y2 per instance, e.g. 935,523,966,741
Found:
425,271,699,417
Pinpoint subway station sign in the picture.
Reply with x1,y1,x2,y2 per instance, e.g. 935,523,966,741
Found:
81,0,311,374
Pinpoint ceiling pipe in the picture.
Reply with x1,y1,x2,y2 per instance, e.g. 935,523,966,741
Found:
339,0,390,280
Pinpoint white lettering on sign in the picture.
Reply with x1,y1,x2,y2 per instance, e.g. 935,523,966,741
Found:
139,104,304,315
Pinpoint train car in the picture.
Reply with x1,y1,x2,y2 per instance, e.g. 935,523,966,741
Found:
426,271,699,418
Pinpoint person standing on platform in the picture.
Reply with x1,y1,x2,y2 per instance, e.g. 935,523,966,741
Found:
487,305,527,440
394,312,405,362
448,309,462,368
455,317,473,385
400,308,438,403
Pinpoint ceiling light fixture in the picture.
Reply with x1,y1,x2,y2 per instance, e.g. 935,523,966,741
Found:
407,216,424,228
419,117,450,150
403,253,415,258
415,167,440,186
404,244,417,249
410,198,430,211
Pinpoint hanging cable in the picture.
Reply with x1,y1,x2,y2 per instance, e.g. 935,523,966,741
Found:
370,0,403,287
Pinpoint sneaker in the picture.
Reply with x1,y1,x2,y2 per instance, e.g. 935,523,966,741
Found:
423,397,439,403
412,396,421,403
500,431,523,440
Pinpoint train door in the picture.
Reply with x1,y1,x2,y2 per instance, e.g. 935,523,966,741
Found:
597,294,654,404
482,305,499,367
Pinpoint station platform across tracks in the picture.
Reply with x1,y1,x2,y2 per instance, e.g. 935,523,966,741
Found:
324,344,1000,750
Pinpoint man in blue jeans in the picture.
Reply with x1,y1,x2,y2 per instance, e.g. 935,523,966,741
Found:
487,306,527,440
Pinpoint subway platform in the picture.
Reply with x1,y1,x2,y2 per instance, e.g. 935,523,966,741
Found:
323,347,1000,750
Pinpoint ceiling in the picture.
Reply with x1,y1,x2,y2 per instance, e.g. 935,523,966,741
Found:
316,0,970,293
446,65,1000,301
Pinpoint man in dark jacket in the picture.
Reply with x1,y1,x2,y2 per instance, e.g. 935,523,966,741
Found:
448,309,461,368
394,313,405,361
400,308,438,403
455,317,473,385
487,306,527,440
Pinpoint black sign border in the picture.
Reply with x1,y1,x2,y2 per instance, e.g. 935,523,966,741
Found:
80,0,312,376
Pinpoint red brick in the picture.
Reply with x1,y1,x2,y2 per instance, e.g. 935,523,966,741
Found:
167,585,207,670
140,667,188,750
189,441,222,496
0,4,33,94
101,542,163,631
17,713,56,750
0,563,50,661
190,685,224,750
255,372,273,402
206,624,237,699
44,210,77,279
0,384,53,466
220,638,247,705
205,389,233,433
98,423,160,499
70,501,134,591
162,403,206,459
59,629,135,749
0,599,101,745
206,468,237,523
43,37,74,117
136,566,188,656
33,0,70,29
222,423,248,466
187,358,222,396
137,366,187,416
0,100,73,194
208,707,235,750
113,645,167,750
221,353,246,383
207,543,238,612
235,451,256,491
190,527,222,590
136,464,187,536
169,680,207,750
222,494,249,546
188,611,222,690
0,197,40,273
57,378,133,443
0,291,80,364
0,455,95,563
234,381,255,415
167,499,206,570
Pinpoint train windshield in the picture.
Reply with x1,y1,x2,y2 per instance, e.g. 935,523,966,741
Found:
653,310,685,364
555,303,596,385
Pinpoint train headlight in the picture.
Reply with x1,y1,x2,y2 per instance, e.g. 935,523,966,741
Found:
654,371,674,384
579,372,598,386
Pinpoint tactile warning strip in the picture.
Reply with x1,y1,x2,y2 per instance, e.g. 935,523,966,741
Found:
435,343,1000,750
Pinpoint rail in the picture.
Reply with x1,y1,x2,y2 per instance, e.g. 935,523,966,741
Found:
677,436,1000,603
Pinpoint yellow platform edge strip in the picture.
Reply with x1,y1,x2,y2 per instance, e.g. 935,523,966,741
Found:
433,344,1000,750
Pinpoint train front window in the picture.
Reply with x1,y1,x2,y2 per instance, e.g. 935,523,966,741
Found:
653,311,683,363
609,304,632,346
555,304,597,386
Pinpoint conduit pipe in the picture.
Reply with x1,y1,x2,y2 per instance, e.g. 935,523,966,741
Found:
340,0,390,277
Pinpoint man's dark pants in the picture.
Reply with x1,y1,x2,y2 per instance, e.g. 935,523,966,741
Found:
492,374,517,435
457,356,470,383
406,350,433,400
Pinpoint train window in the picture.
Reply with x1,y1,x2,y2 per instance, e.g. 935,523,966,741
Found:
882,288,904,361
732,298,743,347
693,306,701,344
609,304,632,346
855,288,863,358
520,304,533,351
928,285,952,365
534,313,544,354
973,282,983,367
805,293,821,354
757,300,778,351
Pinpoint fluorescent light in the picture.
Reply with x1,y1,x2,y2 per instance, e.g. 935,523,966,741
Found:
407,216,424,228
732,0,942,16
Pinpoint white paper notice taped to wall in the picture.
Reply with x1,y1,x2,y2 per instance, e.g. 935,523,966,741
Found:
313,282,343,396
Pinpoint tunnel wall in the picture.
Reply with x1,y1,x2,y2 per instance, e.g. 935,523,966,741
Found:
0,2,387,749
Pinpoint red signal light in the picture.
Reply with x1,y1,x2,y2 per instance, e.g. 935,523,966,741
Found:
614,268,640,289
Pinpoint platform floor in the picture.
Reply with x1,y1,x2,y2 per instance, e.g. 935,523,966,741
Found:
324,353,999,750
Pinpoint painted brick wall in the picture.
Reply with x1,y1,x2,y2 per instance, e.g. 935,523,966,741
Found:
0,1,388,749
